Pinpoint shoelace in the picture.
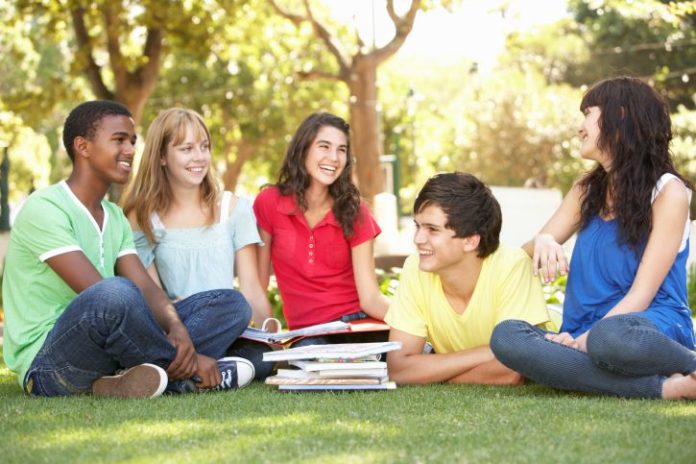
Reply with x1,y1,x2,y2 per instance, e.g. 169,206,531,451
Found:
218,368,236,389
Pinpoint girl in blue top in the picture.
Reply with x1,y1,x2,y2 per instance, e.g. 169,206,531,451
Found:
491,76,696,399
121,108,273,380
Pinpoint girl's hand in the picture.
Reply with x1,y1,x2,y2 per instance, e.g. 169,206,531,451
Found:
532,233,568,283
545,332,579,350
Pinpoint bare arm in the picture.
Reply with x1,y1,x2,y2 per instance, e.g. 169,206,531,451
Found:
45,251,103,293
236,244,273,326
524,182,584,282
559,180,689,352
603,180,689,317
351,239,390,320
257,228,273,290
386,328,521,385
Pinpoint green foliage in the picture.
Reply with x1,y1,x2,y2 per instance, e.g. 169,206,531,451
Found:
266,275,286,327
687,263,696,316
376,267,402,298
543,274,568,305
563,0,696,108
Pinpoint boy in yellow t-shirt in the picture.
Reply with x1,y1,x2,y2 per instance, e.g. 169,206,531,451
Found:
385,172,552,385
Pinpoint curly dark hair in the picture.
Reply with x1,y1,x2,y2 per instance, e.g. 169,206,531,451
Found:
276,112,361,238
578,76,691,250
63,100,132,162
414,172,502,258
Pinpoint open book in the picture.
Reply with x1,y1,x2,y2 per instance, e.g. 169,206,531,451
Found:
241,317,390,346
262,341,403,362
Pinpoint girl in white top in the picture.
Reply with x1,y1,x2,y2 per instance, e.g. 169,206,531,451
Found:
121,108,273,379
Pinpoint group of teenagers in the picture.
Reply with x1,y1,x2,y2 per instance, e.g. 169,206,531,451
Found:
3,76,696,400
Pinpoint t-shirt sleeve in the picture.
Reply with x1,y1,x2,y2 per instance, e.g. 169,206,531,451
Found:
252,187,275,235
132,230,155,267
384,255,428,338
114,207,137,258
231,197,262,251
13,194,82,261
494,250,550,327
348,202,382,248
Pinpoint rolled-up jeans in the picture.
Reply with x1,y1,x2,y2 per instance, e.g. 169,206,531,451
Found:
24,277,251,396
490,315,696,398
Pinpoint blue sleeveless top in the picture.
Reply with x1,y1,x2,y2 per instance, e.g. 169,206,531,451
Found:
562,175,695,349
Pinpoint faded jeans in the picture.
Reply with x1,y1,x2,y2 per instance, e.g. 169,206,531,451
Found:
24,277,251,396
490,315,696,398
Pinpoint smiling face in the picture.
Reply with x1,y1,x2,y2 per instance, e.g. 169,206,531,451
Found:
81,114,137,186
578,106,610,166
161,123,211,189
413,204,475,274
303,126,348,189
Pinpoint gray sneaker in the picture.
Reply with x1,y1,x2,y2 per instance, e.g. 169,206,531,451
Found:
92,363,168,399
216,357,255,390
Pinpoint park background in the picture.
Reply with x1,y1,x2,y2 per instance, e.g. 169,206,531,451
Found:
3,0,696,316
0,1,695,463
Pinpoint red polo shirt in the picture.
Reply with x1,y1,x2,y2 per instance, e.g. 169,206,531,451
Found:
253,186,381,329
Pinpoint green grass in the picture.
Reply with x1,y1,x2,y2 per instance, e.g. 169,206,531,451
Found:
1,349,695,464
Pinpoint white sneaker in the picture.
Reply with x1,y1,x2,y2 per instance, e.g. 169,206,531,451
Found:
216,357,255,390
92,363,168,398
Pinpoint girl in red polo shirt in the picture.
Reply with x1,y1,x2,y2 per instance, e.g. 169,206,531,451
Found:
254,112,389,341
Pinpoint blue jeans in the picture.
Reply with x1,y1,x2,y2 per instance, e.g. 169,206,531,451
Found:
24,277,251,396
226,338,275,381
490,315,696,398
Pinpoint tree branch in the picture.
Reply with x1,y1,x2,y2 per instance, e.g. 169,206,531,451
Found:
102,2,127,90
301,0,350,75
268,0,305,26
70,7,113,100
368,0,421,67
136,27,164,89
296,70,341,81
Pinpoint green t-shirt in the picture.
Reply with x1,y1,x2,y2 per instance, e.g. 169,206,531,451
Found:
2,181,136,386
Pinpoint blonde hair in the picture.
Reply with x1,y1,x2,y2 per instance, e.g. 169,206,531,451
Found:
121,108,219,244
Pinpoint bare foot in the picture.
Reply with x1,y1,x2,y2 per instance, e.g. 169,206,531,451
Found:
662,372,696,400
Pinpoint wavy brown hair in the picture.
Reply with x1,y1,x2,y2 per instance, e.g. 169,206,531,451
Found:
275,112,361,237
121,108,219,244
578,76,691,249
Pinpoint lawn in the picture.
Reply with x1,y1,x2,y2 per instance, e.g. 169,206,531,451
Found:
1,347,695,464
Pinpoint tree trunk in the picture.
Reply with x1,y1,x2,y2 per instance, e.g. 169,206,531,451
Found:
348,63,383,204
222,139,256,192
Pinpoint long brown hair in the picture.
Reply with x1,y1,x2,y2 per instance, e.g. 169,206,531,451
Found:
577,76,691,249
121,108,219,244
276,112,361,237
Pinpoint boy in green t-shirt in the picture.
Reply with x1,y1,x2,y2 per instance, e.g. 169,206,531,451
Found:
2,101,254,398
385,172,552,385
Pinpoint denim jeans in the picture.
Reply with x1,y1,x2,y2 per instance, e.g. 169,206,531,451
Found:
226,338,275,381
490,315,696,398
25,277,251,396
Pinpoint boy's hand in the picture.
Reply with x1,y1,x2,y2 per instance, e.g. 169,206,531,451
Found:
193,354,222,389
166,322,198,379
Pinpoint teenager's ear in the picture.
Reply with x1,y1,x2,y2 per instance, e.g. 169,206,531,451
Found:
73,136,90,160
462,234,480,253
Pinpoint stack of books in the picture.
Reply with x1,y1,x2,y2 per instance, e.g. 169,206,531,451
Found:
263,341,402,391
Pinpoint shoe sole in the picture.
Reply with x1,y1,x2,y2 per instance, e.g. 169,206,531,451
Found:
92,363,168,399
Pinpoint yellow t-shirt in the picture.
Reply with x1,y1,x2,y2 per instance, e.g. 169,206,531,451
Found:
385,245,552,354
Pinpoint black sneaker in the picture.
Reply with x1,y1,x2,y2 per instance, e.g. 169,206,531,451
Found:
92,363,167,398
215,357,255,390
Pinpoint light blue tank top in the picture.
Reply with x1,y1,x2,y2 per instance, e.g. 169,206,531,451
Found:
562,174,695,348
133,192,261,300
